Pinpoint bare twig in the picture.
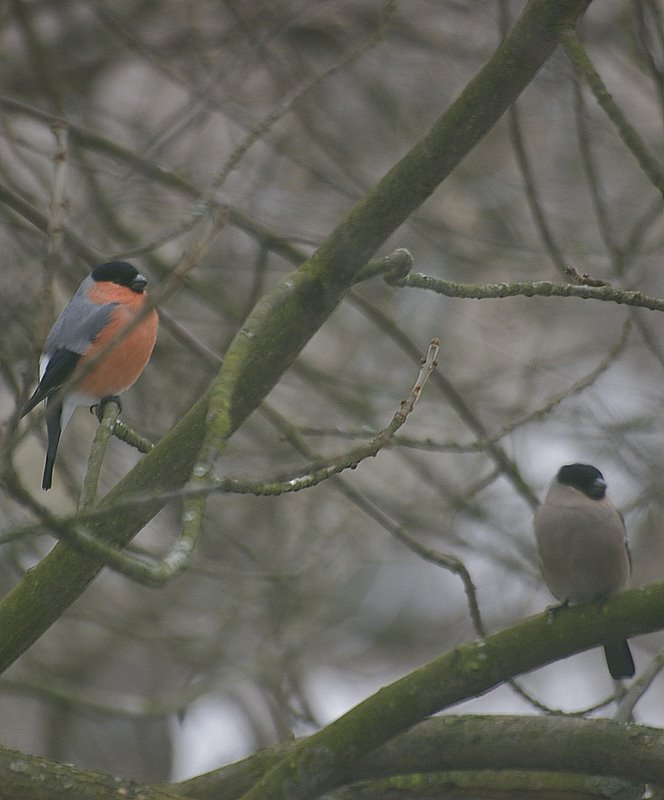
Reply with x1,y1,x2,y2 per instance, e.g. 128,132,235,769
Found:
390,271,664,312
349,290,540,510
78,399,121,510
112,0,397,260
498,0,568,275
565,266,610,288
46,119,68,275
562,28,664,198
614,651,664,723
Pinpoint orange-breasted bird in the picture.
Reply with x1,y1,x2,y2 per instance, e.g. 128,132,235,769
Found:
20,261,159,490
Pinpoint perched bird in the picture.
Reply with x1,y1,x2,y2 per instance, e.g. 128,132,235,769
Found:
534,463,635,680
20,261,158,490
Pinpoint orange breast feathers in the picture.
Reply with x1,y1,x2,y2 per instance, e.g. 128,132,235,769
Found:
76,283,158,397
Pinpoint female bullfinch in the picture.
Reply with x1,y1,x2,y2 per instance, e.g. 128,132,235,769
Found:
20,261,158,490
534,463,635,680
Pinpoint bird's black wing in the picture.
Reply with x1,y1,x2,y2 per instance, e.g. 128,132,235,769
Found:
20,348,81,417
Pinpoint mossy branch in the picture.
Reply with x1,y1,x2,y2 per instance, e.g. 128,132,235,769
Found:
5,591,664,799
1,713,659,799
228,580,664,800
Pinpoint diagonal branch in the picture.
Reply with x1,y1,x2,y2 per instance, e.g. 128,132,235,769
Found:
234,581,664,800
562,28,664,198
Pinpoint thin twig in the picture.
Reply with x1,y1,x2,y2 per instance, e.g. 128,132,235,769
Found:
46,119,68,275
498,0,568,275
78,399,121,510
111,419,154,454
390,272,664,312
614,651,664,723
112,0,397,260
562,28,664,198
204,0,397,205
350,290,540,510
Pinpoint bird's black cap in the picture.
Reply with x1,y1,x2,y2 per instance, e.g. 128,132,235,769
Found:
557,463,606,500
92,261,147,292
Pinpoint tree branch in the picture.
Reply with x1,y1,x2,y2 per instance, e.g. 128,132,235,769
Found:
3,702,662,799
390,272,664,312
226,580,664,800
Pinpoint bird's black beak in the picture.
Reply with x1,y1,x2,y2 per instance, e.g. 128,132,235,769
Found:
589,477,607,499
131,274,148,293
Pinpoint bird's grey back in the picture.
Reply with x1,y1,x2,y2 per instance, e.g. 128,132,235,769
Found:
44,276,116,357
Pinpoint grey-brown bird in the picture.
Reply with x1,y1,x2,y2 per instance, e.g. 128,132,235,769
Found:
534,463,634,680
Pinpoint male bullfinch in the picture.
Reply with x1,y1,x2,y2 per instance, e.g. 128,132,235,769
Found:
20,261,158,490
534,463,635,680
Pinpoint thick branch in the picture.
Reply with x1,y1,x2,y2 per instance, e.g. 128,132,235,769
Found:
180,712,661,798
2,703,663,799
0,740,187,800
226,580,664,800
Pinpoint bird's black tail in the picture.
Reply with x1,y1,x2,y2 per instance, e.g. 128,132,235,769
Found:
42,399,62,490
604,640,635,680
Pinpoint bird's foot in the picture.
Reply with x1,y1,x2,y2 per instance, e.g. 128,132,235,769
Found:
91,395,122,421
544,600,569,623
